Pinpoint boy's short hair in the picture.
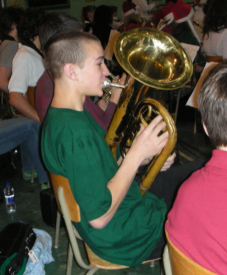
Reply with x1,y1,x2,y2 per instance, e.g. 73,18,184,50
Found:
17,8,46,44
44,30,100,80
39,12,84,49
0,7,24,39
198,61,227,147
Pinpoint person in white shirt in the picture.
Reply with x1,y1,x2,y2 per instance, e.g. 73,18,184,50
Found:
9,9,46,123
0,7,24,93
193,0,207,41
202,0,227,60
8,9,48,187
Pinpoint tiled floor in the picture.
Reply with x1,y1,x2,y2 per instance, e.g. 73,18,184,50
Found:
0,98,213,275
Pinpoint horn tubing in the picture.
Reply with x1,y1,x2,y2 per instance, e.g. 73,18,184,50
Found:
138,98,177,195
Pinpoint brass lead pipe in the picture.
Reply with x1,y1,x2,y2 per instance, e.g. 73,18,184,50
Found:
102,73,127,102
103,78,126,89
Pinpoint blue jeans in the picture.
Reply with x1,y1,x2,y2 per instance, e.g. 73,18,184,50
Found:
0,117,47,183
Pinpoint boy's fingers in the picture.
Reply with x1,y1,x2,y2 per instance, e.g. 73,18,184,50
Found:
137,124,146,136
145,115,163,132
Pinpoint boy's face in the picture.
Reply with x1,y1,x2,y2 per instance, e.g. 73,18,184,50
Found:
76,41,110,97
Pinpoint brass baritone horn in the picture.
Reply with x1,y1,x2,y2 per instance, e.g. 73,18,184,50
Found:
104,28,193,195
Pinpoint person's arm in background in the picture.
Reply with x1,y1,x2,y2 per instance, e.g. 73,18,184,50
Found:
9,92,41,123
8,54,41,123
96,73,127,127
85,73,126,129
97,73,127,110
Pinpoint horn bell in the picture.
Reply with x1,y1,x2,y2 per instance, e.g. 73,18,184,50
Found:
114,28,193,90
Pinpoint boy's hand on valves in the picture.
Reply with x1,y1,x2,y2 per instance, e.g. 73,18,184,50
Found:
131,115,169,163
110,73,127,104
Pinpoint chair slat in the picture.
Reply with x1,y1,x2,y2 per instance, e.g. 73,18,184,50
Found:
49,173,80,222
165,227,216,275
206,56,223,63
27,86,36,108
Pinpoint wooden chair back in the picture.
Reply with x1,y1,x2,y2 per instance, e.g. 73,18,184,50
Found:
49,173,80,223
49,173,129,272
27,86,36,108
206,55,223,63
165,228,216,275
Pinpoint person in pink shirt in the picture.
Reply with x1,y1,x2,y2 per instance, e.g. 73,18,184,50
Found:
166,61,227,275
202,0,227,60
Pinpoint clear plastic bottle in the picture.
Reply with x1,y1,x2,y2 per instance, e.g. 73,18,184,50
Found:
4,182,16,214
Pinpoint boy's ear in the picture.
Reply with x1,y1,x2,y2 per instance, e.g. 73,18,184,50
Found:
203,122,209,136
63,63,78,80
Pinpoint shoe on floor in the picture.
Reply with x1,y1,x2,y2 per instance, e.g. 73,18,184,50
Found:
41,182,48,190
22,171,37,181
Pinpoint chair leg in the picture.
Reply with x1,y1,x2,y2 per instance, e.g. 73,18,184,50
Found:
54,211,61,248
150,259,164,275
31,166,35,183
86,266,99,275
47,178,51,188
178,151,194,162
1,91,3,105
163,245,172,275
174,89,181,125
194,108,197,134
58,187,93,270
66,243,73,275
160,260,165,275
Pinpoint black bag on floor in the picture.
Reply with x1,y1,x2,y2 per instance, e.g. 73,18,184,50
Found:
0,151,17,180
40,188,64,228
0,222,36,275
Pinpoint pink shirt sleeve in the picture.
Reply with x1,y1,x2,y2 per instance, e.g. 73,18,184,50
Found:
84,97,116,130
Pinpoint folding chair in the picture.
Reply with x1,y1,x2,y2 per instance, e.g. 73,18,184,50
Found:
163,225,216,275
50,173,161,275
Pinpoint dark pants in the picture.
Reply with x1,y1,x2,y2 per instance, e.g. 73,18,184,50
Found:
135,159,207,259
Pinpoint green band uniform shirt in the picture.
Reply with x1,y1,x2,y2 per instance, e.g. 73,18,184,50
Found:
41,107,166,267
